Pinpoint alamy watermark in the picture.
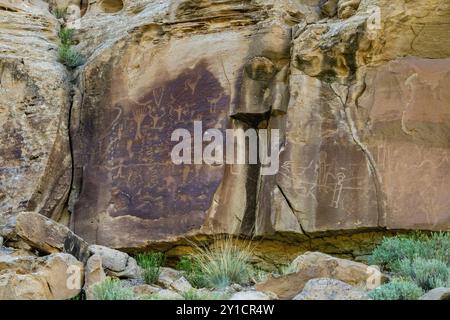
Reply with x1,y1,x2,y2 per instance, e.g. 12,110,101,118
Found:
170,121,281,176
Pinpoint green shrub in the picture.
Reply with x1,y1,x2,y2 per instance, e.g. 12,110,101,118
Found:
92,278,135,300
368,232,450,271
58,45,84,68
136,252,164,284
176,256,208,288
185,237,254,289
368,278,424,300
397,257,450,291
52,7,67,19
58,28,75,46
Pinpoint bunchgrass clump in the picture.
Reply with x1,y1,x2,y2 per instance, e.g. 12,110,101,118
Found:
58,45,84,68
136,252,165,285
56,27,84,68
368,278,424,300
180,289,227,300
177,256,208,288
52,7,67,19
92,278,135,300
58,27,75,46
183,237,254,289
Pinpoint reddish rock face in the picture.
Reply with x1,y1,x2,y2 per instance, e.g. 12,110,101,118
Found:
73,61,230,244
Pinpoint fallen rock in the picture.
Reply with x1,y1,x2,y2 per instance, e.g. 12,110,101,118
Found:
256,252,383,299
0,272,52,300
88,245,128,272
170,276,193,293
157,267,183,288
292,252,383,287
0,253,83,300
230,291,272,300
14,212,89,262
0,255,36,274
84,254,106,300
293,278,369,300
156,267,193,293
419,288,450,300
155,289,183,300
36,253,84,300
108,257,140,279
88,245,140,279
133,284,161,297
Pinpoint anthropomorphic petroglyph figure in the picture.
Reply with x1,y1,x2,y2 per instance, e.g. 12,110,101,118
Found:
330,172,346,208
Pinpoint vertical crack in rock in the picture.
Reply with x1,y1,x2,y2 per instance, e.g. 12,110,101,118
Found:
332,84,386,227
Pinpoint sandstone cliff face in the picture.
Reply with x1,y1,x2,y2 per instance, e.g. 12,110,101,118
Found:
1,0,450,251
0,0,72,221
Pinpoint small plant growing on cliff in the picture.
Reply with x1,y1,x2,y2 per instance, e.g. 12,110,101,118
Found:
52,7,67,19
58,45,84,68
92,278,135,300
57,27,84,68
58,27,75,46
186,237,254,289
136,252,165,284
368,278,423,300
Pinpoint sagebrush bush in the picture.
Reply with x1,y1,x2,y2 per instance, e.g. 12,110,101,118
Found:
58,45,84,68
368,278,423,300
92,278,135,300
397,257,450,291
136,252,164,284
183,237,254,289
368,232,450,271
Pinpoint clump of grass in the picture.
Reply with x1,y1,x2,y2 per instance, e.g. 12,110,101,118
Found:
58,27,75,46
56,27,84,68
397,258,450,291
136,252,165,285
183,237,254,289
58,45,84,68
92,278,135,300
177,256,208,288
368,278,424,300
52,7,67,20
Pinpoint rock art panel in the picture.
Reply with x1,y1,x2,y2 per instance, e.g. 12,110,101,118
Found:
358,57,450,230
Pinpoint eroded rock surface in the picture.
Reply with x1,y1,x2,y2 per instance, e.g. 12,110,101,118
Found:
0,0,72,221
0,0,449,251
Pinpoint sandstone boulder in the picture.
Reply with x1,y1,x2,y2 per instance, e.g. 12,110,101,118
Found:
0,253,83,300
88,245,140,279
419,288,450,300
157,267,191,292
14,212,89,262
84,254,106,300
230,291,272,300
293,278,369,300
256,252,383,299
